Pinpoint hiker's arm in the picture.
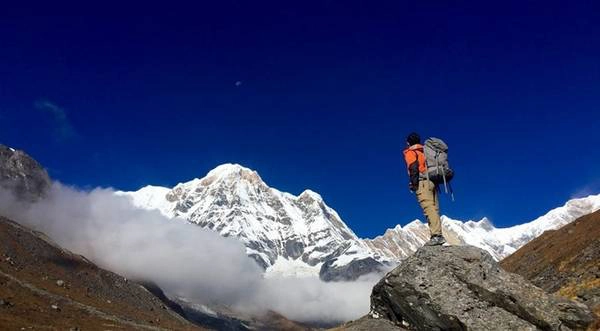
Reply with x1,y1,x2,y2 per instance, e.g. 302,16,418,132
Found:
408,161,419,191
404,151,419,191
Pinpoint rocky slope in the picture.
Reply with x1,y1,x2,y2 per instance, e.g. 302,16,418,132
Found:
0,145,204,330
122,163,600,279
0,215,203,330
340,245,594,330
501,209,600,328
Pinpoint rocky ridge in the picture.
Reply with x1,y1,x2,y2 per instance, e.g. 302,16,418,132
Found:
0,145,51,201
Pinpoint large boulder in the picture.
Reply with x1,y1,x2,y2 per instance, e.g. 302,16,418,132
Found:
0,145,51,201
369,245,594,331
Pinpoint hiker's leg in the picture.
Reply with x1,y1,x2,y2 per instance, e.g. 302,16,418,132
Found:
433,185,442,236
416,180,442,236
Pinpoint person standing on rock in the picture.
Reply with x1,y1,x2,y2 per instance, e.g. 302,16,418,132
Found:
403,132,447,246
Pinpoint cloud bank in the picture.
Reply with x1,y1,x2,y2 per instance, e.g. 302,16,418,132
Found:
0,183,377,322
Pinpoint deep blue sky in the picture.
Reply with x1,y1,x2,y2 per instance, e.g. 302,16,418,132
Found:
1,2,599,238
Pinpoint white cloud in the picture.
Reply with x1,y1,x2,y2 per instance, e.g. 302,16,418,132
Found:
0,184,377,322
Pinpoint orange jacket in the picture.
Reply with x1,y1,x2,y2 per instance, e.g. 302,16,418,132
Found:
403,144,426,187
403,144,426,174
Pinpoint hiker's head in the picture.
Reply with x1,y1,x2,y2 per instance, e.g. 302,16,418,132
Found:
406,132,421,146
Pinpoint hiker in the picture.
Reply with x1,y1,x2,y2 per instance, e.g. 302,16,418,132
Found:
404,132,447,246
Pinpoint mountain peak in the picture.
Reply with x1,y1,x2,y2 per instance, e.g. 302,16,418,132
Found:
299,189,323,201
465,217,494,231
1,144,17,153
200,163,264,186
478,217,494,230
206,163,250,176
0,144,51,201
405,219,424,228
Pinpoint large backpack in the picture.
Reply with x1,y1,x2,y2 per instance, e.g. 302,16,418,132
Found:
423,137,454,196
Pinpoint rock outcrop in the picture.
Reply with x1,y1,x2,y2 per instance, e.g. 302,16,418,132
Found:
0,145,51,201
360,245,594,330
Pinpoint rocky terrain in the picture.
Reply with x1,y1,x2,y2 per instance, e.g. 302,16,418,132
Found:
0,144,51,201
0,212,314,330
501,210,600,329
0,215,203,330
339,245,594,330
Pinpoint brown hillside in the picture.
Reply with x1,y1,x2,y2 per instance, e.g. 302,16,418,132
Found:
501,209,600,326
0,216,204,330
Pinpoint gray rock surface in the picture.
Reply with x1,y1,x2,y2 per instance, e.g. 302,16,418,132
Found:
334,315,407,330
320,256,388,282
370,245,594,331
0,145,51,201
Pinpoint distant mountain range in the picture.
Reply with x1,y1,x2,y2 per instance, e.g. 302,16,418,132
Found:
120,163,600,280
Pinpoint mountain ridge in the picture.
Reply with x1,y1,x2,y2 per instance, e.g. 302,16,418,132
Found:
119,163,382,280
121,163,600,279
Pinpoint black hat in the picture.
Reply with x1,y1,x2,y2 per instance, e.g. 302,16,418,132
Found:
406,132,421,145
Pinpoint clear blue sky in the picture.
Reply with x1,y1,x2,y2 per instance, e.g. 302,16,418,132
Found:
1,2,599,238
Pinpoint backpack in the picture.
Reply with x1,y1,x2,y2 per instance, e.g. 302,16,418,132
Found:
423,137,454,197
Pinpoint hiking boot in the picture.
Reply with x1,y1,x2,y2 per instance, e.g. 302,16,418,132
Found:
424,235,446,246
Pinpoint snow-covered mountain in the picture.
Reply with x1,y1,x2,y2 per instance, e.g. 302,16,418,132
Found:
367,192,600,261
119,164,389,280
120,163,600,279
